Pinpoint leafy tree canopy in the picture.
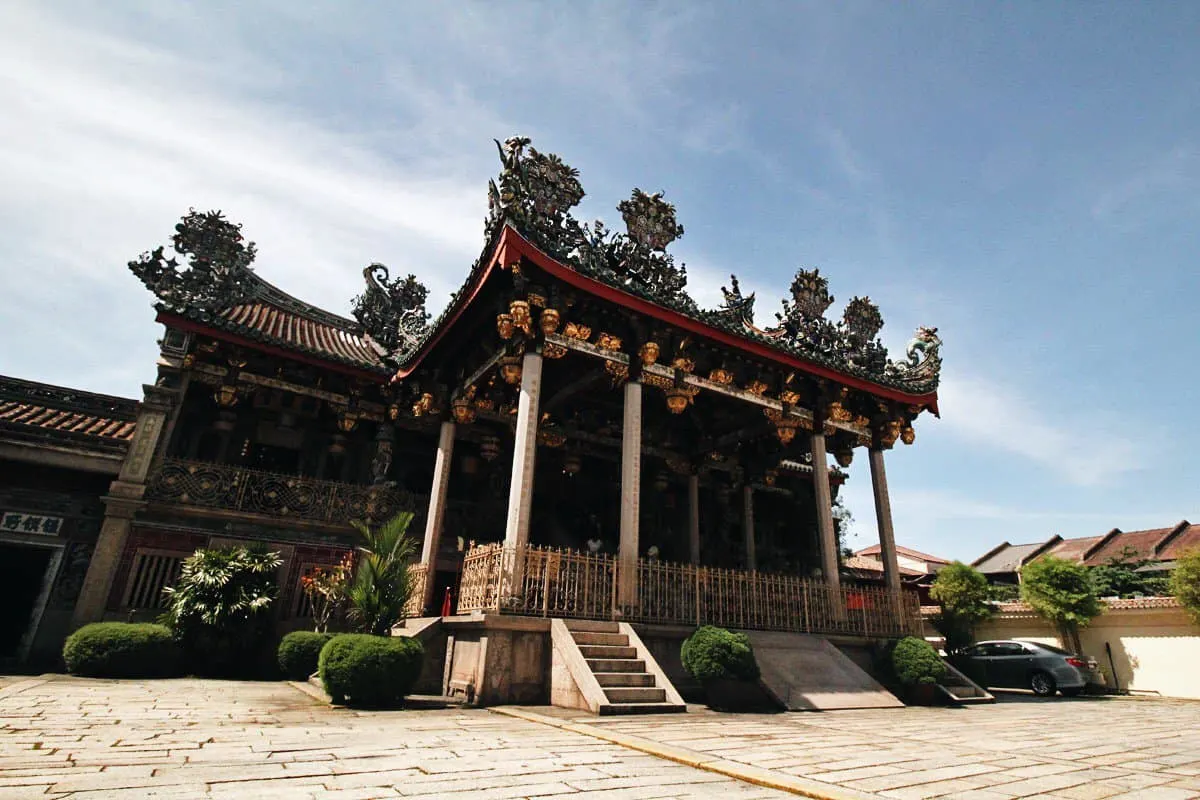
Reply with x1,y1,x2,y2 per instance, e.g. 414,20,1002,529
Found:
1170,548,1200,624
1020,556,1102,644
1090,546,1170,599
929,562,994,653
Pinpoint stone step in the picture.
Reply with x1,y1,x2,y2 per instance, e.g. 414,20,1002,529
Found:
578,644,638,660
598,701,687,716
563,619,621,634
594,672,656,688
570,631,629,647
604,687,666,704
586,658,645,673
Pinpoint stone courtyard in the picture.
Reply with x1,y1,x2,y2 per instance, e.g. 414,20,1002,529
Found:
3,676,1200,800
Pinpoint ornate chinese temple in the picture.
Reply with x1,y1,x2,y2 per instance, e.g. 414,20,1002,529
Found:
3,137,941,708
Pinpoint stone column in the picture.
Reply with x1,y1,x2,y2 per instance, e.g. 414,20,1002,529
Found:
869,447,903,602
617,379,642,610
687,473,701,565
743,484,757,571
420,420,455,613
810,428,843,600
503,351,543,549
72,384,177,627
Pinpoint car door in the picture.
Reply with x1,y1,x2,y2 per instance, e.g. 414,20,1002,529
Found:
964,643,998,686
990,642,1034,688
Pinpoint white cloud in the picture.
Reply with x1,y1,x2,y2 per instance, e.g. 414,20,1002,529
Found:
0,4,502,394
936,372,1144,487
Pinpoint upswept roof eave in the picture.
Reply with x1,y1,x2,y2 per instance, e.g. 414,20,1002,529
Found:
394,226,940,410
154,271,392,379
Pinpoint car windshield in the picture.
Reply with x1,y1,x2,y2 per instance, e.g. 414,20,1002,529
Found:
1027,642,1072,655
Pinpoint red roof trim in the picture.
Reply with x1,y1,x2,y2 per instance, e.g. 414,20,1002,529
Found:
159,313,388,382
395,227,940,409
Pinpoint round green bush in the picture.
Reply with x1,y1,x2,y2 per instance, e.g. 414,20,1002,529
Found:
63,622,181,678
318,634,424,707
680,625,760,683
891,636,947,685
277,631,334,681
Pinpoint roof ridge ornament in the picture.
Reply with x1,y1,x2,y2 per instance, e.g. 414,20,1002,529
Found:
128,209,257,311
351,264,430,361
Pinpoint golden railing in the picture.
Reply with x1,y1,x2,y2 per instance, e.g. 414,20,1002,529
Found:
402,563,429,618
456,543,920,638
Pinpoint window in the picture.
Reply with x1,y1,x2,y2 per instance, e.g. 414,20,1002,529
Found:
993,642,1029,656
121,549,187,610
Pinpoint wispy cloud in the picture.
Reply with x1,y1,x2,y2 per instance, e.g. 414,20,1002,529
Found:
936,372,1144,487
1091,145,1198,219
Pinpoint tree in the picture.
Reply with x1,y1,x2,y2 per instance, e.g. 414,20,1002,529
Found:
346,512,419,636
1170,548,1200,624
832,496,855,560
161,545,281,677
1090,546,1170,598
929,562,994,654
1020,556,1102,653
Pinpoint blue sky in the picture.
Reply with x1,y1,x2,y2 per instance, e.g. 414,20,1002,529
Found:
2,2,1197,561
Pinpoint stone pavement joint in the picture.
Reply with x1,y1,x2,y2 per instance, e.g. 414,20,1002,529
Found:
491,706,876,800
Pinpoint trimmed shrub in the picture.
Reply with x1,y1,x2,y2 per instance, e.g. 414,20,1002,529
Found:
318,634,424,707
277,631,334,681
680,625,760,683
891,636,946,686
63,623,181,678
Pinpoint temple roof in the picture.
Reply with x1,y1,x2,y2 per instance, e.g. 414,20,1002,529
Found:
157,272,389,376
0,375,138,455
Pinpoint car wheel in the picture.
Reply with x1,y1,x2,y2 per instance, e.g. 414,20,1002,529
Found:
1030,671,1056,697
1060,687,1083,697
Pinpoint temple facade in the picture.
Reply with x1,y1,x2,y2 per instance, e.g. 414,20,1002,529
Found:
3,138,942,700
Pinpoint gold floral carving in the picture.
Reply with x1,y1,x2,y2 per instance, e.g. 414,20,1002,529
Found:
745,380,769,395
543,343,568,360
638,341,660,366
596,332,622,351
496,313,515,340
707,367,733,385
901,425,916,445
827,401,853,423
563,322,592,341
780,389,801,406
671,357,695,373
412,392,434,417
509,300,532,335
539,307,561,336
499,356,523,385
642,373,674,390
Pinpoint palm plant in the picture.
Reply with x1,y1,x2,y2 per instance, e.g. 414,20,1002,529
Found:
161,545,281,677
346,512,419,636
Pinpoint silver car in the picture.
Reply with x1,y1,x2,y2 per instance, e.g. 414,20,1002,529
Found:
958,640,1100,697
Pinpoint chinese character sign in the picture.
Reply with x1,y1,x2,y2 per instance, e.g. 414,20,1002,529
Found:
1,512,64,536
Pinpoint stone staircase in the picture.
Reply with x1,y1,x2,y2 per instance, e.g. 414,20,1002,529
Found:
552,619,685,715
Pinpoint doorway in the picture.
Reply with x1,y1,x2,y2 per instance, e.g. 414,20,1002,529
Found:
0,543,57,659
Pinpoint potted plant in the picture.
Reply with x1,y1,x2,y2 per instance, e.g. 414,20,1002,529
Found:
681,625,771,711
891,636,947,705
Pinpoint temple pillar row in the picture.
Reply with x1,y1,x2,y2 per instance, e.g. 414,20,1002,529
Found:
617,379,642,610
869,447,903,605
503,351,542,549
420,419,456,612
810,428,843,598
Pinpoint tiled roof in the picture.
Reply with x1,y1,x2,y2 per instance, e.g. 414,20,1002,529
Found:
855,543,950,565
920,596,1182,618
159,274,389,375
215,301,385,371
1043,535,1103,562
1082,527,1175,566
973,542,1044,574
0,376,138,451
1158,524,1200,561
0,401,135,441
844,555,924,577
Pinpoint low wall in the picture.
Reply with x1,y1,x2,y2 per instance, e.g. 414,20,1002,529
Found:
970,599,1200,699
440,615,551,706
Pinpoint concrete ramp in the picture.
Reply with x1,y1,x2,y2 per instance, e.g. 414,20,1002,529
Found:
743,631,904,710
